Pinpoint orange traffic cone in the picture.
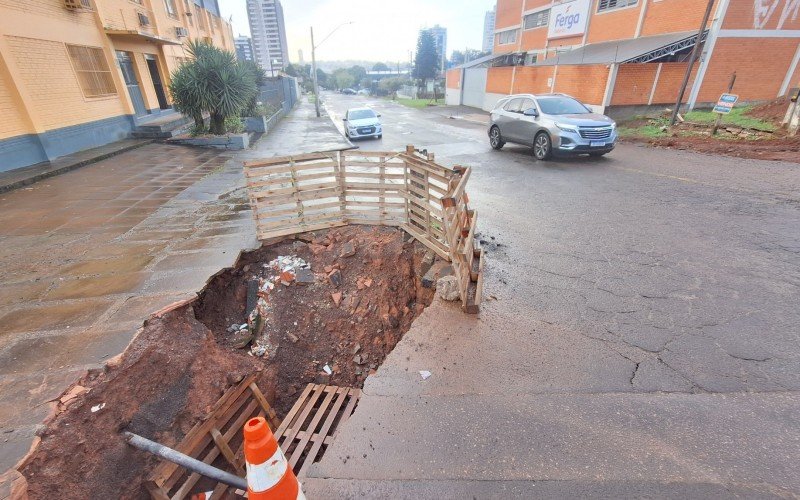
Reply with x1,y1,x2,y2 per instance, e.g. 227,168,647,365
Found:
243,416,306,500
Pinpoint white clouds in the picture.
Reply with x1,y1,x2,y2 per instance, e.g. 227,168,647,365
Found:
219,0,494,62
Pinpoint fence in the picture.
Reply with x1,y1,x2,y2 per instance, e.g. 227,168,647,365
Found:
243,146,484,313
258,76,300,114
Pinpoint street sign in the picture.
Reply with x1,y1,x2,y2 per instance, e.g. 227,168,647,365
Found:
713,93,738,114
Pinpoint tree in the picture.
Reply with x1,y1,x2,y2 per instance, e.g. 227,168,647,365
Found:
169,40,257,135
315,68,329,89
413,29,439,86
333,68,355,90
372,62,390,72
284,63,300,77
347,65,366,85
378,76,408,95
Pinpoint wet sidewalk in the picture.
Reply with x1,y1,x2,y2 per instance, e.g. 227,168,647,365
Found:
0,99,349,473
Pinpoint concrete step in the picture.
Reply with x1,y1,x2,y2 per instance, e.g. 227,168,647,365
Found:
132,113,194,139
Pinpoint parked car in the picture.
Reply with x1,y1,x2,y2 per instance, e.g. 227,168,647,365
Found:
357,89,370,96
341,88,357,95
343,107,382,140
488,94,617,160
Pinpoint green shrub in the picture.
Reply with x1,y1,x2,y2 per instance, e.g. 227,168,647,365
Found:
225,116,245,134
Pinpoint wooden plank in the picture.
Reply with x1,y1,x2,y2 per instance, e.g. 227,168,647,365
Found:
401,223,450,261
344,181,405,191
298,386,351,477
254,201,341,220
257,212,344,231
278,385,326,452
287,386,338,468
248,382,281,430
172,400,259,499
153,374,257,488
345,200,407,209
274,384,315,440
244,152,335,169
210,427,243,475
334,388,361,436
257,220,348,240
252,186,342,207
249,180,341,199
145,481,170,500
248,170,338,189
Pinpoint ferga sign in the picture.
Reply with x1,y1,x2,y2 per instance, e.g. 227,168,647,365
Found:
547,0,591,39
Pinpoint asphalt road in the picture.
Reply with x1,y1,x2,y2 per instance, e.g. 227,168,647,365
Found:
304,92,800,497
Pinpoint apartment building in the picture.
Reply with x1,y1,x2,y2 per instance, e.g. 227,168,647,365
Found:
0,0,234,172
446,0,800,114
483,7,497,52
246,0,289,73
235,35,254,62
427,24,448,70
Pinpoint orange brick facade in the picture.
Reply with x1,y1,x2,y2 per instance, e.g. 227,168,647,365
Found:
452,0,800,111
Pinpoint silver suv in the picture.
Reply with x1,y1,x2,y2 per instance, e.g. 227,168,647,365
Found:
488,94,617,160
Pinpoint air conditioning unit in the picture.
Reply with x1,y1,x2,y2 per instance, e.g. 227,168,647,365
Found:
175,27,189,37
138,12,150,26
64,0,92,9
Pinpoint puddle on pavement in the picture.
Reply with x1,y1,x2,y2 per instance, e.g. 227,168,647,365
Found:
20,225,435,499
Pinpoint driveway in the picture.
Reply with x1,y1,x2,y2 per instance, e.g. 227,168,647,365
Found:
304,92,800,497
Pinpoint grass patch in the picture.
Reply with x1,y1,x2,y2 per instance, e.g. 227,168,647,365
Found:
683,106,776,131
394,98,443,109
618,124,668,139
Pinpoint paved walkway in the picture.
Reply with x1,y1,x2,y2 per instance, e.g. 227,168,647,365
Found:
0,100,347,472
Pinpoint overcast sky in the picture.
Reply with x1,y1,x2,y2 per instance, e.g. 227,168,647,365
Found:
218,0,495,63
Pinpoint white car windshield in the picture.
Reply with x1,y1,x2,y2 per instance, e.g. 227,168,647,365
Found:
349,110,376,120
538,97,591,115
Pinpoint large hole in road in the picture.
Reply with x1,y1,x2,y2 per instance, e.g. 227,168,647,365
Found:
21,225,435,499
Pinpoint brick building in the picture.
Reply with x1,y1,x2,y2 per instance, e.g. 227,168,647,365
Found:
446,0,800,114
0,0,234,172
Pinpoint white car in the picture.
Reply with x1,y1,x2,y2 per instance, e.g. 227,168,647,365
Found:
343,107,382,140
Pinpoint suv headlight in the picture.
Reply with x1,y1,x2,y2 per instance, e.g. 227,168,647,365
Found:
555,123,579,133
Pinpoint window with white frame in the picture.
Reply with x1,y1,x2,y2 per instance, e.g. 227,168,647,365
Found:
597,0,638,12
524,9,550,30
496,29,518,45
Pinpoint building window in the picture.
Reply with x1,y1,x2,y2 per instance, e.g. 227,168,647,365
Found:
598,0,638,12
496,29,518,45
164,0,177,18
66,44,117,98
524,53,538,65
524,9,550,30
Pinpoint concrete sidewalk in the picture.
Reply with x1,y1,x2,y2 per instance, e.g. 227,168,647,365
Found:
425,104,489,126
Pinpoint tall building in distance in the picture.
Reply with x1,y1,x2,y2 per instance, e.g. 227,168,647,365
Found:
482,7,496,53
298,49,305,65
427,25,447,71
246,0,289,72
234,36,254,62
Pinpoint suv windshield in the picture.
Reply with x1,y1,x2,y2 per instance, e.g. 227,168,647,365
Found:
348,109,376,120
537,97,590,115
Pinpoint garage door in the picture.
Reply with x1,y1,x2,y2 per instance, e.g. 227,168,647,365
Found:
462,68,488,109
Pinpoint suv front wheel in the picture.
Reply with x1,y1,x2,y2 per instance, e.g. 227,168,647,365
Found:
533,132,552,161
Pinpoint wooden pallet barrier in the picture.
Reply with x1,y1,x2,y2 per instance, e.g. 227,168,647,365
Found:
244,145,484,312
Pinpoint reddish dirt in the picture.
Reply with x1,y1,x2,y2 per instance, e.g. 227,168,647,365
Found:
194,225,434,416
747,96,791,122
627,134,800,162
20,225,433,499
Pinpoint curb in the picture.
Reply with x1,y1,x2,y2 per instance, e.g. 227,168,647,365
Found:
0,139,154,195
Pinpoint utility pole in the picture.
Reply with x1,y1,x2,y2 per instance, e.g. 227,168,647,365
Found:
311,26,320,117
670,0,715,126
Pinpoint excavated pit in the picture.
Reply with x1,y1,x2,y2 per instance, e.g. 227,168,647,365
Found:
20,225,434,499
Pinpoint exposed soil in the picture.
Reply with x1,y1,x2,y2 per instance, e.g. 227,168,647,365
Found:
20,225,433,499
747,96,791,122
641,134,800,162
621,98,800,162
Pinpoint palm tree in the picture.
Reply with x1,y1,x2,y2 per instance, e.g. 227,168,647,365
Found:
170,40,258,135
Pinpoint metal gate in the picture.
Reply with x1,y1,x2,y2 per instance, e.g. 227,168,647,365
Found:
462,68,487,109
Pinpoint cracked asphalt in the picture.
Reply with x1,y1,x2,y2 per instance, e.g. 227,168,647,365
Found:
303,92,800,497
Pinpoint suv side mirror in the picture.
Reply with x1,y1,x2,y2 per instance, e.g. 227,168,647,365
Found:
376,114,381,117
523,108,539,117
343,117,348,121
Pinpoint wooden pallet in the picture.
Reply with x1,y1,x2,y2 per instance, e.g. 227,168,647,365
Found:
274,383,361,478
145,373,280,500
145,381,359,499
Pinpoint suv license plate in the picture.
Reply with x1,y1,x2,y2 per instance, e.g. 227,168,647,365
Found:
590,141,605,147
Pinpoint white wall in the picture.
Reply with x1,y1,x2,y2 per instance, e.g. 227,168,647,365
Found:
482,93,507,112
445,88,461,106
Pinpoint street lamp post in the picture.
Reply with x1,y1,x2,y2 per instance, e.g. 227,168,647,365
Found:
310,21,353,118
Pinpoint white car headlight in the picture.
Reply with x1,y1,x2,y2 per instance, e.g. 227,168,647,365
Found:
555,123,579,133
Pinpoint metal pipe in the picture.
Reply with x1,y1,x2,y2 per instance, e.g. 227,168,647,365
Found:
123,431,248,490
